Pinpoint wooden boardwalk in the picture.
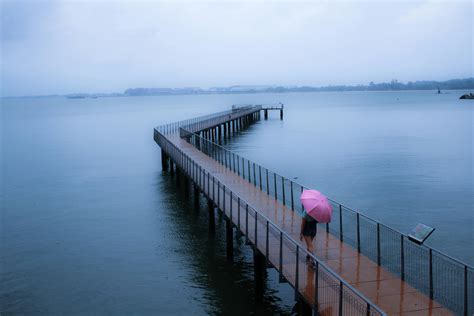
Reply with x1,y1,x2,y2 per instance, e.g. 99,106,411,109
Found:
155,108,457,315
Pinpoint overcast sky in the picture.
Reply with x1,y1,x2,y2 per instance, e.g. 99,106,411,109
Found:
1,0,472,96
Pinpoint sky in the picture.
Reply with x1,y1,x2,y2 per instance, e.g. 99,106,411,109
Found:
1,0,472,96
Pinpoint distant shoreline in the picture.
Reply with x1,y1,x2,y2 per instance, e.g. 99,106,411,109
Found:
3,78,473,99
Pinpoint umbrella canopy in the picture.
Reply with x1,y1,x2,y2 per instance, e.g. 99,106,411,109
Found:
300,189,333,223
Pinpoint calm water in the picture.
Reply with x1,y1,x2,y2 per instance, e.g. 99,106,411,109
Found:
1,91,473,313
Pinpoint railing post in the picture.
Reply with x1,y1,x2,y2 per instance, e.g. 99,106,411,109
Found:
259,166,262,190
301,186,304,212
339,205,343,242
429,248,433,299
290,181,294,211
339,281,343,316
237,155,240,176
357,213,361,252
253,163,256,186
254,211,258,247
266,169,269,195
274,174,277,200
295,245,299,300
266,221,269,266
464,265,468,316
223,184,226,215
401,235,405,281
217,181,220,209
314,261,319,316
282,177,286,206
376,223,381,265
279,231,283,282
245,204,249,243
230,191,233,221
248,160,251,182
366,303,371,316
232,153,235,172
237,197,241,230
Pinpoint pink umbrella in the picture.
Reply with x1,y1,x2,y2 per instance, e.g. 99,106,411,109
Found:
300,189,333,223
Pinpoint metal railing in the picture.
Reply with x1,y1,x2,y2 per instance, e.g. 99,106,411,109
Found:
156,105,261,135
179,105,261,137
154,130,386,316
178,120,474,316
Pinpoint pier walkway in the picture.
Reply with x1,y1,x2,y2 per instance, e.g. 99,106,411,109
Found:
154,105,472,316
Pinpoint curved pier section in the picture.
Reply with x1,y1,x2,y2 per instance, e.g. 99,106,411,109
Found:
154,105,472,316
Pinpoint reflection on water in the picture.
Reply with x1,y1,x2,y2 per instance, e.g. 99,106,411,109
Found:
155,174,294,315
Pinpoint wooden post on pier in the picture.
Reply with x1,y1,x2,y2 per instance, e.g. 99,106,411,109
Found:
280,108,283,120
253,249,266,302
226,218,233,260
264,109,268,120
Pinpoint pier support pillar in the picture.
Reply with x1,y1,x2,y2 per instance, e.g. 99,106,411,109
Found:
170,160,175,176
253,249,266,302
264,109,268,120
194,183,200,210
226,218,233,260
161,150,168,171
280,109,284,120
176,167,181,186
208,199,215,233
184,176,190,197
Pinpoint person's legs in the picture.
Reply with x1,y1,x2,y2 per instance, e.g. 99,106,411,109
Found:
303,235,313,254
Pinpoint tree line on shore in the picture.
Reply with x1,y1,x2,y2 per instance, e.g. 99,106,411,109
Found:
123,78,473,96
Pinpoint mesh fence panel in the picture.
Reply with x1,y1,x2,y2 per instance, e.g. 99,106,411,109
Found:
359,217,378,262
341,286,370,316
274,175,284,205
379,226,402,277
283,178,293,209
432,251,466,314
327,201,341,237
404,240,430,294
341,207,358,249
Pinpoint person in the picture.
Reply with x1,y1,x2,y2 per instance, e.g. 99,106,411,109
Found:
300,210,317,265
